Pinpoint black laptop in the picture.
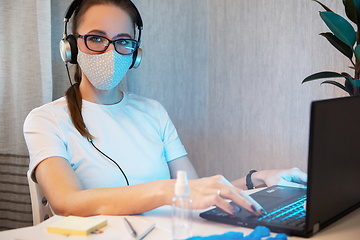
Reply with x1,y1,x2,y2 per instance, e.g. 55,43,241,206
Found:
200,96,360,237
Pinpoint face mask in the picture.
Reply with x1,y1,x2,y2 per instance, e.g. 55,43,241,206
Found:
77,50,133,90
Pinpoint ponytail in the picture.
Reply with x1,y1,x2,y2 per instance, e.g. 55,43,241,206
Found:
65,65,94,140
68,0,140,140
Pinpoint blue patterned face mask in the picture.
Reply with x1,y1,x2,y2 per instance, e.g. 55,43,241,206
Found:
77,49,132,90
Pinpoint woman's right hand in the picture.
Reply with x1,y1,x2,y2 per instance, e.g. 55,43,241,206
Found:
188,175,266,216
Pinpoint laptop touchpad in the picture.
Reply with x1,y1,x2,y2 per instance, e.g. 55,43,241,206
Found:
253,195,281,208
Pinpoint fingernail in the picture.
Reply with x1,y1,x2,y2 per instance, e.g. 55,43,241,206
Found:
227,207,235,215
231,205,239,214
251,205,258,212
260,209,267,216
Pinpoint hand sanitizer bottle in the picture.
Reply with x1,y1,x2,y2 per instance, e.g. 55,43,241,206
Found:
172,171,192,240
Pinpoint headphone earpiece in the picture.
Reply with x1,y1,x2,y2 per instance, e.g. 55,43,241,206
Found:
67,35,78,64
60,34,78,64
130,47,142,69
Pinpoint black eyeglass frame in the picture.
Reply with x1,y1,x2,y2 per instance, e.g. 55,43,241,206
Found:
75,34,139,55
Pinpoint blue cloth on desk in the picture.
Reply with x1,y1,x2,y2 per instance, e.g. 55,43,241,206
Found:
187,226,287,240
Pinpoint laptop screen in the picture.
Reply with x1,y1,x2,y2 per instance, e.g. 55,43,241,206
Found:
306,96,360,233
199,96,360,237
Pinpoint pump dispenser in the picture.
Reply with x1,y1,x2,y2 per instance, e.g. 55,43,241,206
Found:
172,171,192,240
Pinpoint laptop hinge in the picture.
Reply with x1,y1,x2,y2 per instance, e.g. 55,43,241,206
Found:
313,222,320,234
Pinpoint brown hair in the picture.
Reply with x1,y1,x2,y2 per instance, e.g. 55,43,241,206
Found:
65,0,139,140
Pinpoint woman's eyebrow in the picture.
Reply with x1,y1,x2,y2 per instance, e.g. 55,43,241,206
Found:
113,33,132,39
86,29,132,39
87,29,106,35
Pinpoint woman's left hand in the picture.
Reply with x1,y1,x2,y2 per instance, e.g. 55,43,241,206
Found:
253,167,307,188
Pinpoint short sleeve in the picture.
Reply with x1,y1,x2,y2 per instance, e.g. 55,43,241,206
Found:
157,103,187,162
23,106,70,182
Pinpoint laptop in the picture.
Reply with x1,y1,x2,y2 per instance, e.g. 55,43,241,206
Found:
200,96,360,237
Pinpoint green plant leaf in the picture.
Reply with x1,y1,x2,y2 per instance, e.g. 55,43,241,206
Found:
320,32,353,60
341,74,355,87
343,0,358,24
313,0,333,12
341,72,353,78
345,78,355,95
302,71,345,83
320,80,351,95
355,45,360,62
320,11,357,47
354,0,360,24
350,77,360,89
344,76,360,90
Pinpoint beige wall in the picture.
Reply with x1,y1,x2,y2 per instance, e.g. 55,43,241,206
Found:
53,0,349,180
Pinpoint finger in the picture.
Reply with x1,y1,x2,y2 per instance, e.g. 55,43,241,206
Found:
213,196,237,215
218,188,261,216
278,168,307,185
239,190,267,215
293,169,308,183
214,178,266,216
202,175,265,215
199,192,236,215
277,179,307,189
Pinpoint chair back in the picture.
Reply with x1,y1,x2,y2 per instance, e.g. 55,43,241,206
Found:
26,170,53,225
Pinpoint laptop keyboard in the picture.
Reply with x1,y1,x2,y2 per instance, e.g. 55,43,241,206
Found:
258,195,307,228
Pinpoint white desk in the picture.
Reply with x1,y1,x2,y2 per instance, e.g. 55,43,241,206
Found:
1,206,359,240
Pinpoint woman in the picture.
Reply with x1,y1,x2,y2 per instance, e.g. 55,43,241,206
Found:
23,0,307,218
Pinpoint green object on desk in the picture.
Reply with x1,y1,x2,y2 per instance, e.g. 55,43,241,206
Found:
187,226,287,240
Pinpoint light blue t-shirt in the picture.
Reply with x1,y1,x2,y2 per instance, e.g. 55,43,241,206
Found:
23,92,187,188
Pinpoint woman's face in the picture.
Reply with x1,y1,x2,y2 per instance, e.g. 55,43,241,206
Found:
76,4,134,55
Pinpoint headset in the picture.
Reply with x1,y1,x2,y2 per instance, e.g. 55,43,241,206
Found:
59,0,143,69
59,0,144,186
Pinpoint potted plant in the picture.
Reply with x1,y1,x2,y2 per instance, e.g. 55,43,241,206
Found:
302,0,360,96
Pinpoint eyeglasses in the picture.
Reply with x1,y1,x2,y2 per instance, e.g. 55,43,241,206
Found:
76,34,139,55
